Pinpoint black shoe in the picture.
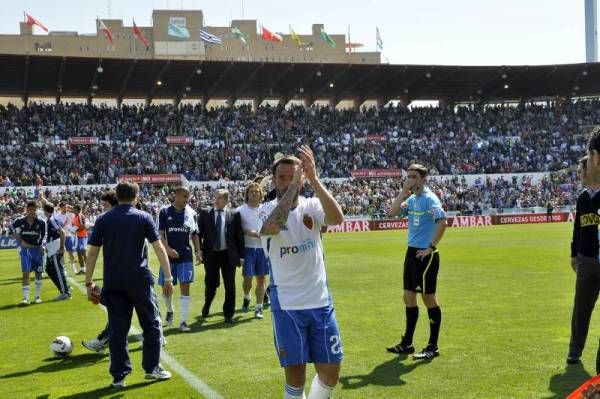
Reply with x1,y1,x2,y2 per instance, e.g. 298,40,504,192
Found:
566,355,581,364
413,344,440,360
224,317,236,324
201,304,210,318
387,341,415,354
242,298,250,313
264,291,270,307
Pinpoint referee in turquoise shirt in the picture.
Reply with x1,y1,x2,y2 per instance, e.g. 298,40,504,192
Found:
387,164,447,360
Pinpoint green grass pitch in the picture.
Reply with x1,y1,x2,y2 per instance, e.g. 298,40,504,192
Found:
0,223,595,398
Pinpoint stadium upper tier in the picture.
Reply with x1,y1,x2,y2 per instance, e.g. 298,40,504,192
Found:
0,100,593,186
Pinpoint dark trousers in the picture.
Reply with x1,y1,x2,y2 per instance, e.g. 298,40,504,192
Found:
45,253,70,295
103,284,162,380
204,250,236,319
97,322,109,341
569,255,600,357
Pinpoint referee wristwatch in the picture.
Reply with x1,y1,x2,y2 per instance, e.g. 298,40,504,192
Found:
429,243,437,251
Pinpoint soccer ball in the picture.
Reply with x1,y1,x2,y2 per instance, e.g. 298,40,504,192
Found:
51,336,73,357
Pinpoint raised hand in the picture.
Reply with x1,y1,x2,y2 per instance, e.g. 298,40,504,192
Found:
298,145,317,183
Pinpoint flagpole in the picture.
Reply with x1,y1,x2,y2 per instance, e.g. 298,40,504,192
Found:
24,12,29,55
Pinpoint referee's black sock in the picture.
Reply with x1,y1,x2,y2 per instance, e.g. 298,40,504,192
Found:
404,306,419,344
427,306,442,348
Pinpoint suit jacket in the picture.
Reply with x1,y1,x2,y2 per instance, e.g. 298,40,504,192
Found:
197,208,244,267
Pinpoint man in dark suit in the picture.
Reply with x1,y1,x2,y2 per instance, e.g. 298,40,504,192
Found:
197,188,244,323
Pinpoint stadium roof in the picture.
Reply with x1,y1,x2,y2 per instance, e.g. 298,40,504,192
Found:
1,54,599,105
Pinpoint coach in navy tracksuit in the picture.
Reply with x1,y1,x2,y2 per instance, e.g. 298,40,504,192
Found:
84,182,174,387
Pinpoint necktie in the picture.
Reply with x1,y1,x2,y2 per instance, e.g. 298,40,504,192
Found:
215,210,223,250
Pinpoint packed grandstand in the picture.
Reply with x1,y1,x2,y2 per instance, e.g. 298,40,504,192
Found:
0,98,587,234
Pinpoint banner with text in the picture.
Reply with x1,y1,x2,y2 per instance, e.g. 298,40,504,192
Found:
118,174,184,184
68,137,99,145
0,236,18,250
166,136,194,145
351,169,404,179
325,212,574,233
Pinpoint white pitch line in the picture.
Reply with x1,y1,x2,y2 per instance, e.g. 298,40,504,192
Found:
68,277,224,399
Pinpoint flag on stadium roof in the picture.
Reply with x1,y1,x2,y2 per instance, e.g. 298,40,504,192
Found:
376,27,383,51
290,26,302,49
320,28,336,48
199,29,222,44
24,12,48,33
98,19,114,45
168,22,190,39
261,26,283,42
231,26,247,45
132,20,149,48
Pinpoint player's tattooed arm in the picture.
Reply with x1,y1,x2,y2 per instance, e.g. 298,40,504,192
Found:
260,166,303,235
260,184,298,235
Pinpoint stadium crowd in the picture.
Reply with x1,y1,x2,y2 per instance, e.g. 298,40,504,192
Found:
0,98,596,186
0,168,580,235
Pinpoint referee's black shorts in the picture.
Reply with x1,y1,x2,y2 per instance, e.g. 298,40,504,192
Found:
403,246,440,294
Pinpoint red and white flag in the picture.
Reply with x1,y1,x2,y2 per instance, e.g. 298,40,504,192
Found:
24,12,48,32
261,26,283,42
98,19,114,44
132,20,149,48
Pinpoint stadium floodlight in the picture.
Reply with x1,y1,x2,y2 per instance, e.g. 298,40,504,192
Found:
403,88,409,94
329,83,334,88
299,87,304,93
425,72,431,79
185,86,191,92
196,68,202,74
92,84,98,90
316,70,322,77
504,84,509,89
157,80,162,86
574,85,580,91
502,73,507,79
97,66,103,73
583,70,589,76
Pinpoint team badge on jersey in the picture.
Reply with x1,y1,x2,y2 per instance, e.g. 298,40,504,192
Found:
303,214,313,230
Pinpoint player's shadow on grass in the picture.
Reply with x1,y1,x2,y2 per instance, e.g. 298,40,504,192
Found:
546,362,592,398
0,353,108,379
161,314,253,336
339,356,430,389
0,277,23,286
56,380,157,399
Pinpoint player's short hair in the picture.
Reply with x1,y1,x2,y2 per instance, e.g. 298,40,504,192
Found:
580,155,588,168
116,182,139,202
215,188,230,202
26,200,38,209
73,204,81,212
43,203,55,214
588,126,600,153
407,164,428,178
100,190,118,206
58,201,66,207
272,155,301,175
245,182,264,202
173,186,190,195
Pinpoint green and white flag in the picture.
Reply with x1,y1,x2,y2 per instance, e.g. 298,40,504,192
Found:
320,28,336,48
231,26,247,45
